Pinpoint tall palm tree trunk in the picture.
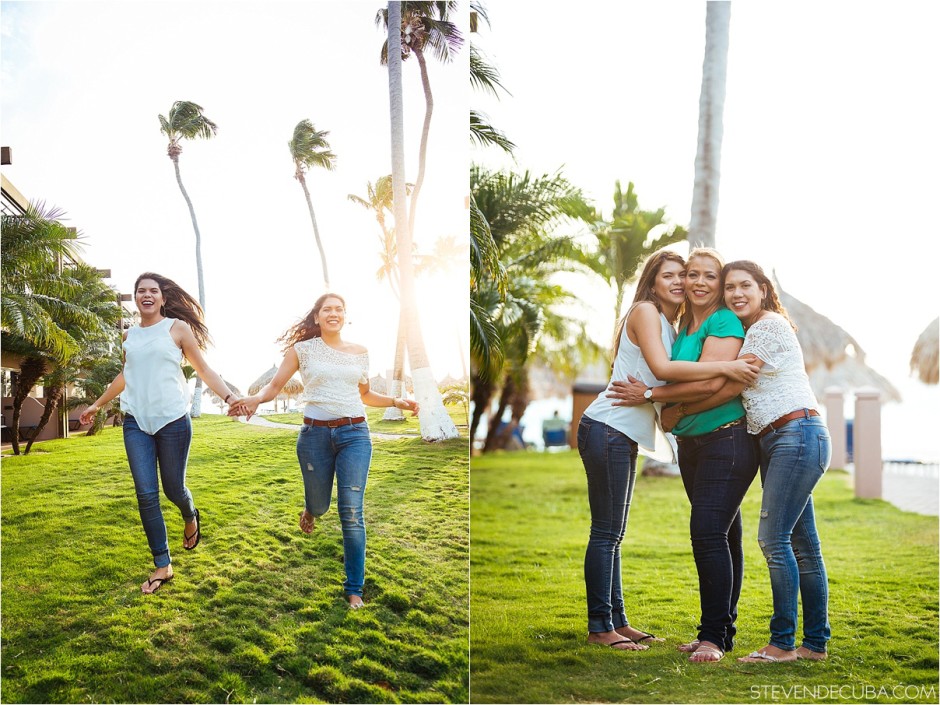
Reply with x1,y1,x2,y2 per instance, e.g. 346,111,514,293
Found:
407,47,434,239
383,316,409,420
172,158,206,417
387,0,458,442
689,1,731,248
298,172,331,289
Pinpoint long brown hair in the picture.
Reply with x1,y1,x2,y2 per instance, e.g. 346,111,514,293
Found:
134,272,211,349
610,249,686,363
721,260,796,330
278,292,347,352
677,247,726,333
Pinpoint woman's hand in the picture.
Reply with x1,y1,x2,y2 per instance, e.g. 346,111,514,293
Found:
660,404,683,433
79,404,99,426
229,394,261,420
723,359,760,385
606,375,648,407
394,398,419,416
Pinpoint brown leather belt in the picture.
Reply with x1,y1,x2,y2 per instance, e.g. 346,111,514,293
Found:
758,409,819,438
304,416,365,428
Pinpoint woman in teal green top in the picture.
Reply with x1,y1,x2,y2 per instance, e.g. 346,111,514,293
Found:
608,248,759,663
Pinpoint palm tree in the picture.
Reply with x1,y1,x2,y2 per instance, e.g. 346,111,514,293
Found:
386,0,458,441
377,1,463,244
289,119,338,289
349,175,413,420
469,166,596,449
2,263,120,454
469,1,514,378
688,1,731,248
469,2,515,153
158,100,218,417
1,202,85,363
579,181,688,331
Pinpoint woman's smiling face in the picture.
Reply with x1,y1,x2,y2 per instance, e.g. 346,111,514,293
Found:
684,255,722,309
135,278,164,315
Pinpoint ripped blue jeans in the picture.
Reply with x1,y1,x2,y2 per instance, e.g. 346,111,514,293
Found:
297,421,373,597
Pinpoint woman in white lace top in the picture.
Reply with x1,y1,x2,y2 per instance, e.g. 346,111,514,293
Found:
233,293,418,609
721,261,832,664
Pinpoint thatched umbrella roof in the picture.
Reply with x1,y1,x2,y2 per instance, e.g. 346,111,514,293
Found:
248,366,303,396
776,276,900,402
910,317,939,385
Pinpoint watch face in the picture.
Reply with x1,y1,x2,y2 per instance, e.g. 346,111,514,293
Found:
644,389,653,399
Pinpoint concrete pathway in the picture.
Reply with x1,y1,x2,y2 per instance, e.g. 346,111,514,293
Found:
239,415,415,441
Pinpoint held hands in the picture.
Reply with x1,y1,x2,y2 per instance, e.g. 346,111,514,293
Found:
606,375,647,407
227,394,260,420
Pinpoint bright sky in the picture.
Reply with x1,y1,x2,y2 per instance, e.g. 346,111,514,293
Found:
1,1,470,400
473,2,940,414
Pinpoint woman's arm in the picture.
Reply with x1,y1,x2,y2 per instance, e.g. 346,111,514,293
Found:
174,321,242,405
629,304,758,384
676,353,763,418
78,372,126,425
359,383,419,415
234,348,301,419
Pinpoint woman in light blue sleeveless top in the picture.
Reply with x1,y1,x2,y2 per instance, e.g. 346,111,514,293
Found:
80,273,242,594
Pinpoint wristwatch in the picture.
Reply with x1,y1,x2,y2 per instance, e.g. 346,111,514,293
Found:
643,388,654,402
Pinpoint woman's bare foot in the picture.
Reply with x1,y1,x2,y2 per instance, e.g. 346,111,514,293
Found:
677,639,701,653
141,566,174,594
615,626,665,644
587,630,648,651
796,646,827,661
347,595,364,609
689,640,724,662
298,509,315,534
737,644,798,663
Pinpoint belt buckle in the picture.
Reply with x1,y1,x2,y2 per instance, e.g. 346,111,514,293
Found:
327,418,346,428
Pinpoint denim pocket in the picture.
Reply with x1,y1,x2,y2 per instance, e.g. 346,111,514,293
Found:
299,423,311,435
577,418,590,453
818,432,832,473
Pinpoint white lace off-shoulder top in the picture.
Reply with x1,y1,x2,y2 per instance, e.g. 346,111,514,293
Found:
294,337,370,418
739,316,819,435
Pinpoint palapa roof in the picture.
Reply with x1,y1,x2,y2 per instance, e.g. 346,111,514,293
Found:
777,277,901,402
910,317,939,385
248,365,303,396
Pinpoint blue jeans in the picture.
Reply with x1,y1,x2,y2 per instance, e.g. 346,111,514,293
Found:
677,422,759,652
123,414,197,568
297,421,373,597
577,415,638,634
757,413,831,653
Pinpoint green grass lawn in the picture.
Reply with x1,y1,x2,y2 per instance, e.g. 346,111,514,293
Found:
470,450,939,704
1,416,469,704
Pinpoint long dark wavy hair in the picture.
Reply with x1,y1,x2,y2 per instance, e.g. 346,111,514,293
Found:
134,272,211,349
611,249,687,363
721,260,796,330
277,293,347,352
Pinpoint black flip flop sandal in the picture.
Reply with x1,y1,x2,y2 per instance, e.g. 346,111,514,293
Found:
183,508,201,550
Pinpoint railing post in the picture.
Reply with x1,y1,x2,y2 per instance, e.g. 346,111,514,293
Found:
823,386,846,469
854,387,882,499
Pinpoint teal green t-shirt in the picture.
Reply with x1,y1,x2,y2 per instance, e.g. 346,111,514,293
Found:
670,307,746,437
